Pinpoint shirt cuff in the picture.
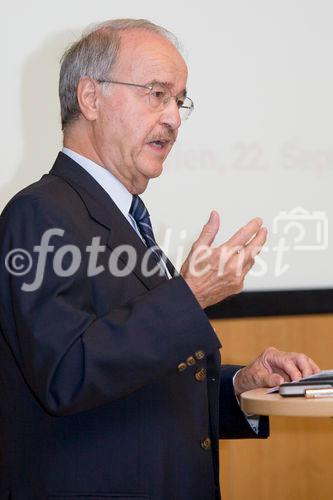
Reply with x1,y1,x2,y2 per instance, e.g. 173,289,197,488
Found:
232,368,260,434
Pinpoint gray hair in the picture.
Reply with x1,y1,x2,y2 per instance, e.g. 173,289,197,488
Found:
59,19,180,131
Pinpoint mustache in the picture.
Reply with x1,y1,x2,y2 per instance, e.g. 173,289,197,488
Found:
146,132,177,144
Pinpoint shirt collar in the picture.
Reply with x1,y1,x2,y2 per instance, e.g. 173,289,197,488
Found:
62,147,132,219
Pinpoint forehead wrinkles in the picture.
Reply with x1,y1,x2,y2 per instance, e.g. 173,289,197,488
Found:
115,30,187,89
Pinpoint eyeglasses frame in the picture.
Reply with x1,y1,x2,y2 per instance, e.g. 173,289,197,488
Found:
96,79,194,118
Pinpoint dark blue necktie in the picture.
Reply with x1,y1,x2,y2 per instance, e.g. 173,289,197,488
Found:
129,195,167,273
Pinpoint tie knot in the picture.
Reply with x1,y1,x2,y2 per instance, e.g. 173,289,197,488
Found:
130,195,149,223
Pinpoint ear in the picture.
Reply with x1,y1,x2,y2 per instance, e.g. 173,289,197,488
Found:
77,77,100,122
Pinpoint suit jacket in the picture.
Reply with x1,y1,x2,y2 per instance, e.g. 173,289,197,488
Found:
0,152,269,500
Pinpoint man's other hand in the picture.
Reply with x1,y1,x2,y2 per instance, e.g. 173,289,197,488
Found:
180,211,267,309
233,347,321,397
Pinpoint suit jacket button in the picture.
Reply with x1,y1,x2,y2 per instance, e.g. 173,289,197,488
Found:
186,356,196,366
177,362,187,373
194,350,205,360
200,437,211,451
195,368,207,382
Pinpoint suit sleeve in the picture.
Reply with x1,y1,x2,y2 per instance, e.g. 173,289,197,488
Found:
219,364,269,439
0,195,221,416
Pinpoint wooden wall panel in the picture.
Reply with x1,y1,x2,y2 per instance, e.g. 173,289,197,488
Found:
212,314,333,500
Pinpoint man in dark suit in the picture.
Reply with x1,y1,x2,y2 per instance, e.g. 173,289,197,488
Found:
0,19,319,500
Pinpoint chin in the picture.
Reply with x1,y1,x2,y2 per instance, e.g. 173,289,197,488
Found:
141,162,164,179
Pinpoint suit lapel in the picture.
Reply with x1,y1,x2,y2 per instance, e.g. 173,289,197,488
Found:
49,152,175,290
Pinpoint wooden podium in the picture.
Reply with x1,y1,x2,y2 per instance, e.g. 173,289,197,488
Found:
241,388,333,417
214,315,333,500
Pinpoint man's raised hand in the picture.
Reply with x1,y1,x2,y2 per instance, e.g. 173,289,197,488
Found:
180,211,267,309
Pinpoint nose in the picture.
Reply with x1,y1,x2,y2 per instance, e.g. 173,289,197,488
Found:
159,97,182,130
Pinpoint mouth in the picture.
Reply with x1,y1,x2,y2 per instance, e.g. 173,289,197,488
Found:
147,140,171,154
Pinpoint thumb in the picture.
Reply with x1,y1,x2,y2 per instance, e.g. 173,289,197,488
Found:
196,211,220,247
266,373,285,387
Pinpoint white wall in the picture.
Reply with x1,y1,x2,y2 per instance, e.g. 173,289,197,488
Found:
3,0,333,290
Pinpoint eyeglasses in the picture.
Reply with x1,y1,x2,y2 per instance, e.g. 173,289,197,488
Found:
96,79,194,120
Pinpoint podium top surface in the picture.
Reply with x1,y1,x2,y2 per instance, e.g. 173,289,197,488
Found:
240,388,333,417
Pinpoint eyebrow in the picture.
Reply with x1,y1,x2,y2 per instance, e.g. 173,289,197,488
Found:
148,79,187,98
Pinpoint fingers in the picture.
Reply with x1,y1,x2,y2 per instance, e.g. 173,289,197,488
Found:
243,227,268,261
226,217,263,250
275,358,303,381
307,357,321,374
224,227,267,283
289,353,321,378
263,348,321,383
232,227,267,278
195,211,220,247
